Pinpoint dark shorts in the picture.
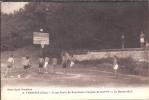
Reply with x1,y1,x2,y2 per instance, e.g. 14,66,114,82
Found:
62,62,67,68
67,60,71,67
24,65,30,69
39,63,44,68
7,65,12,68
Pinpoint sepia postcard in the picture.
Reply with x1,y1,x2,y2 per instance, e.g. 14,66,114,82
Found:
1,0,149,100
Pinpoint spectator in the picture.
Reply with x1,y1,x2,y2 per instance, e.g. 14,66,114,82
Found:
51,57,57,73
140,32,145,48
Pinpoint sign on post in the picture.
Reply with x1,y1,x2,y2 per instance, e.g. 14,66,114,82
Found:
33,32,49,45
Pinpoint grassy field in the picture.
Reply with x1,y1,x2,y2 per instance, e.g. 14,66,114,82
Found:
1,46,149,87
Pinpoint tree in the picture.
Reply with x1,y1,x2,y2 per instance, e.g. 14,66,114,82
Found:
1,2,148,51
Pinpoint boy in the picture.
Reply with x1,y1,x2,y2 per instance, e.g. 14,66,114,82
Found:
51,58,57,73
23,56,31,73
38,56,44,73
145,41,149,48
5,55,15,77
113,56,119,78
69,54,75,73
61,51,67,73
44,57,49,73
140,32,145,48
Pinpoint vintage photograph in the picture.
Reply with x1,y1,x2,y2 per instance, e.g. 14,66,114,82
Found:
1,1,149,100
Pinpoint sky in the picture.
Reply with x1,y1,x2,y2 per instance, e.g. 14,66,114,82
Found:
1,2,28,14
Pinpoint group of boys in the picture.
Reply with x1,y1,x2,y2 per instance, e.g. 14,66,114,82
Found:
4,55,32,77
4,51,75,78
38,56,57,73
4,50,120,79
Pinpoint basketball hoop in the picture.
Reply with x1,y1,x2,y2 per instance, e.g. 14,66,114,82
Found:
41,41,45,48
40,28,43,32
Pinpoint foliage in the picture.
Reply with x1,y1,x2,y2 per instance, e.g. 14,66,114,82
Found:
1,2,148,51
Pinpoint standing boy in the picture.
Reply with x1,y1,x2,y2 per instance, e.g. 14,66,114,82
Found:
61,51,67,73
140,32,145,48
51,58,57,73
69,54,75,73
113,56,119,78
44,57,49,73
23,56,31,73
38,56,44,73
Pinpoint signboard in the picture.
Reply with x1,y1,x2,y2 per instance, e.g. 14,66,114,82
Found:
33,32,49,45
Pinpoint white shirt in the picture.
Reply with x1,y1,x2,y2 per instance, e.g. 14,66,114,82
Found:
7,57,14,64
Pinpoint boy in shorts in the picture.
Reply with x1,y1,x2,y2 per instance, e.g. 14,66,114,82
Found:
113,56,119,78
61,51,73,73
69,54,75,73
23,56,31,73
140,32,145,48
51,58,57,73
44,57,49,73
38,56,44,73
61,51,68,73
5,55,15,77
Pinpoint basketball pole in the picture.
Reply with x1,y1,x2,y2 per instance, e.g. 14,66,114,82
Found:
41,44,45,57
121,34,125,49
40,45,42,57
40,28,44,57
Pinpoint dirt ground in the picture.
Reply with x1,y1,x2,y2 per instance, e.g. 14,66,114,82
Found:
1,48,149,88
1,62,149,88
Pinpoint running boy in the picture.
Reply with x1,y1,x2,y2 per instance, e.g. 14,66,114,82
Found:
5,55,15,77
